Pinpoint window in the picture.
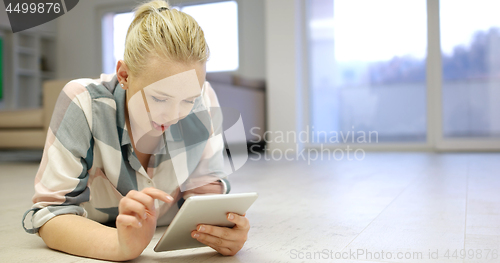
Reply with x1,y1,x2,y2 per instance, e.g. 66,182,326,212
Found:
182,1,239,72
440,0,500,138
306,0,500,149
102,1,239,74
307,0,428,143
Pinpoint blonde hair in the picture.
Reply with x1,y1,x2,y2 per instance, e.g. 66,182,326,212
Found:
124,0,210,76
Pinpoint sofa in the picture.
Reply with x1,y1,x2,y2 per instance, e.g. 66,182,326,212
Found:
0,79,69,149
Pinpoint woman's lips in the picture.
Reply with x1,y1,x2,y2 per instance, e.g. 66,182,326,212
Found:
152,121,170,132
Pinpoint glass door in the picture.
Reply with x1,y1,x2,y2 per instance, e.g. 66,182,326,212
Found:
438,0,500,150
307,0,428,145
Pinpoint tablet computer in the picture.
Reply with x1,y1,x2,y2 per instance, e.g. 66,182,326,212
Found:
154,192,258,252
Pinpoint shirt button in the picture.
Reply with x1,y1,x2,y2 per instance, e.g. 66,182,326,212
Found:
147,180,152,184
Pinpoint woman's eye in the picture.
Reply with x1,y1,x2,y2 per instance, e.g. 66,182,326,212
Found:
152,96,167,102
184,100,195,104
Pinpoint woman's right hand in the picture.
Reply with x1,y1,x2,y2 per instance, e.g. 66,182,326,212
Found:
116,187,174,260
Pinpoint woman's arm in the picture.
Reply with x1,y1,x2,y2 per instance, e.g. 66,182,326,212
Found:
23,81,94,234
39,187,174,261
39,214,126,261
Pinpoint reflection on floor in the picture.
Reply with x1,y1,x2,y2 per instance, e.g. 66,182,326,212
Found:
1,152,499,262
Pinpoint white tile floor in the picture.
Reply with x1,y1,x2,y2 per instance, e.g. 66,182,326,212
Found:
1,152,499,262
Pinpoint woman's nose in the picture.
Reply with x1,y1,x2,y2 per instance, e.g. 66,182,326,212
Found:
160,105,180,125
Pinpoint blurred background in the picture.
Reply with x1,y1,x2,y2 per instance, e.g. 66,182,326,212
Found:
1,2,499,262
0,0,499,159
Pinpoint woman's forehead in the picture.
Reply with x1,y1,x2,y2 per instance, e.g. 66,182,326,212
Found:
137,59,206,91
143,69,202,99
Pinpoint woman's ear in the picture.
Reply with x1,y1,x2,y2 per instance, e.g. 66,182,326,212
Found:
116,60,130,90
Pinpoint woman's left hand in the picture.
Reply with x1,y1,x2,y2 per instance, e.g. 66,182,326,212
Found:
191,212,249,256
182,177,224,199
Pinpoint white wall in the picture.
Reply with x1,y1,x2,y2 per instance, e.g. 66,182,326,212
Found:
0,8,10,29
236,0,266,80
264,0,305,151
55,0,266,80
55,0,132,79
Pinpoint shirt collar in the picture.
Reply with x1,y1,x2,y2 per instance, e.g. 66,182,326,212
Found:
113,81,132,147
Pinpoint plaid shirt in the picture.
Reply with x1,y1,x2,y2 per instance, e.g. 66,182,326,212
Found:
22,74,230,234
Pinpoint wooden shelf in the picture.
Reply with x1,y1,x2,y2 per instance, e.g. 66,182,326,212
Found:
17,47,35,55
0,29,57,109
17,68,37,77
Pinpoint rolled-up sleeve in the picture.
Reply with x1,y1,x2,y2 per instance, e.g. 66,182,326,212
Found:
22,81,94,234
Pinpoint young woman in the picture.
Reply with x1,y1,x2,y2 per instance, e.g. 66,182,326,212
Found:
22,1,249,261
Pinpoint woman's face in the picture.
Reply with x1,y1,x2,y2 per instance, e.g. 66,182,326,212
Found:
117,57,207,137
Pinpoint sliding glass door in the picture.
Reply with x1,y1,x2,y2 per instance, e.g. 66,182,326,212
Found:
307,0,500,150
438,0,500,149
307,0,427,145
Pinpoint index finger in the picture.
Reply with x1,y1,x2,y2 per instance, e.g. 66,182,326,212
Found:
141,187,174,204
227,213,249,230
